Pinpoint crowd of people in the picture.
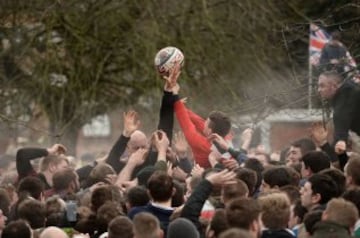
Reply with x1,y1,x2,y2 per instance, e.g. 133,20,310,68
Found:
0,61,359,238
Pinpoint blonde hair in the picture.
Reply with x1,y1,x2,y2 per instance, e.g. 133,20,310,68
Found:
40,155,68,172
258,192,291,230
324,198,359,228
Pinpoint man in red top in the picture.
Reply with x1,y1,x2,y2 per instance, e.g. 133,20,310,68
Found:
166,64,231,168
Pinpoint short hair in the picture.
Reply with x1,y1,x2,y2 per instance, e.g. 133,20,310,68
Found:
17,176,45,200
1,220,32,238
147,171,174,202
133,212,160,238
86,163,116,187
302,151,330,173
222,179,249,204
292,200,308,223
291,138,316,156
279,185,300,205
258,192,291,230
324,198,359,228
39,226,68,238
18,199,46,229
53,168,77,192
308,174,338,205
219,228,252,238
283,166,301,186
319,168,346,196
343,187,360,215
235,168,257,196
226,197,261,230
96,202,124,234
171,180,185,207
40,154,68,172
263,167,293,188
345,158,360,186
45,196,66,227
243,159,264,192
91,185,122,212
209,209,229,237
108,216,133,238
303,210,322,235
208,111,231,137
126,186,150,208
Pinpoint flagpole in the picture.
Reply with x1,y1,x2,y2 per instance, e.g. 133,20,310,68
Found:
308,23,312,111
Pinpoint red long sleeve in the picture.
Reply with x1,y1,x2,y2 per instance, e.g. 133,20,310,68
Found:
174,101,211,168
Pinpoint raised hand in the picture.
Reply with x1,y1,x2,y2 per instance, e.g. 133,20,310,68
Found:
47,144,67,155
208,133,230,151
241,128,253,151
222,159,240,171
127,148,147,167
335,140,346,154
205,169,236,186
164,61,181,92
191,164,205,178
310,122,328,146
123,110,140,137
154,130,170,154
174,131,188,157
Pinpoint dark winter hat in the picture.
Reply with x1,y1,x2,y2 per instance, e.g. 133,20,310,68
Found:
167,218,199,238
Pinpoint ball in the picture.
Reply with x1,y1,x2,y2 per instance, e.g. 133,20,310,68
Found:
154,46,184,76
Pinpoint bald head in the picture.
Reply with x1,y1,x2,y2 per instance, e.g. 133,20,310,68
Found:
127,130,147,154
318,71,343,100
40,227,69,238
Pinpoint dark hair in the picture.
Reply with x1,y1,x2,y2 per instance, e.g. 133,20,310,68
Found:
53,168,77,192
108,216,134,238
226,197,261,229
96,202,124,234
126,186,150,208
147,171,174,202
263,167,292,188
280,185,300,204
320,168,346,196
293,200,308,223
171,180,184,207
2,220,32,238
243,159,264,192
0,188,11,217
18,199,46,229
222,179,249,203
209,209,229,237
308,174,338,205
208,111,231,137
304,210,322,235
343,187,360,214
291,138,316,156
345,158,360,186
91,185,122,212
235,168,257,196
17,176,45,200
302,151,330,174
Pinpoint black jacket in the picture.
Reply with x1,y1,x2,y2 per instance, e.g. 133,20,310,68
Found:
331,81,360,143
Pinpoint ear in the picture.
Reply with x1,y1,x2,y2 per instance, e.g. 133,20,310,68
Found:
312,193,321,204
172,187,176,197
322,210,328,221
158,228,164,238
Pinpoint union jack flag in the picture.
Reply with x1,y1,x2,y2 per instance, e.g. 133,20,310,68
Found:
309,23,356,68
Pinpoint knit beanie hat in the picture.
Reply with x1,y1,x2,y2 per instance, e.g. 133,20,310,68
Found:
167,218,200,238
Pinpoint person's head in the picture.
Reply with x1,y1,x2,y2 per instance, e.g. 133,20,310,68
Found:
219,228,252,238
18,198,46,229
287,138,316,166
204,111,231,137
18,176,45,200
127,130,148,155
279,185,300,205
206,209,229,238
226,197,262,237
86,163,116,187
133,212,162,238
40,155,69,174
125,186,150,211
147,171,174,203
318,71,343,100
343,187,360,217
261,167,292,193
258,192,291,230
235,168,257,197
91,185,122,212
1,220,32,238
52,168,79,194
288,200,307,229
108,216,133,238
300,174,338,210
243,159,264,193
221,179,249,205
303,210,323,236
322,198,359,232
168,218,200,238
171,180,185,207
344,158,360,187
96,201,124,234
253,152,271,167
319,168,346,196
39,226,68,238
45,196,66,227
301,151,331,178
